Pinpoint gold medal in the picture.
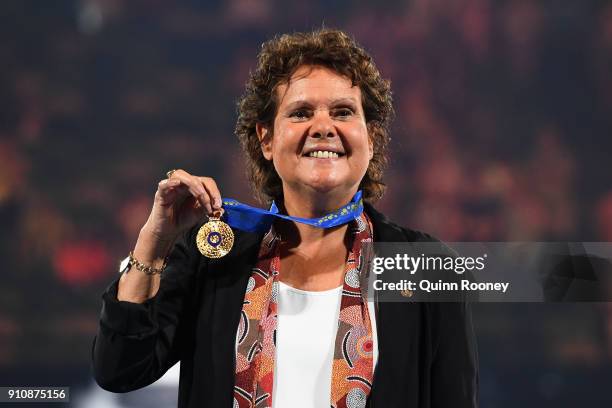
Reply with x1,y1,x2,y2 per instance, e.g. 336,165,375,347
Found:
196,214,234,258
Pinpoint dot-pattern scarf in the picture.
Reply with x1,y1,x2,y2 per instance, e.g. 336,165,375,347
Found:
233,211,375,408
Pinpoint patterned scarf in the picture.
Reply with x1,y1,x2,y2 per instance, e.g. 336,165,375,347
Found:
233,210,375,408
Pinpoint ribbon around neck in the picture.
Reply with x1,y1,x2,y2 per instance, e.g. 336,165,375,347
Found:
217,190,364,233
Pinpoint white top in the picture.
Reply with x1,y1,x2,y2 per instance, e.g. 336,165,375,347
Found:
272,281,378,408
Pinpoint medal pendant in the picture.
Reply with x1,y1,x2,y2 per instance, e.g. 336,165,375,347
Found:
196,216,234,258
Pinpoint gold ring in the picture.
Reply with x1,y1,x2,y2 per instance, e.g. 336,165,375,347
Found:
166,169,177,179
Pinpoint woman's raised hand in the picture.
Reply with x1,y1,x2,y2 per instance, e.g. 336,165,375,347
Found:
117,169,222,302
142,169,223,244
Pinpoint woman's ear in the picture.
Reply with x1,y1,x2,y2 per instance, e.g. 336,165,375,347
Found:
368,134,374,160
256,122,273,161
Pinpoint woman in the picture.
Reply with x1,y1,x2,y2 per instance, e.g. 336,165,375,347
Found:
92,29,478,407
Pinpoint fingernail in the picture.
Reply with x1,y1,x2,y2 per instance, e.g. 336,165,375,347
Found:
213,197,221,208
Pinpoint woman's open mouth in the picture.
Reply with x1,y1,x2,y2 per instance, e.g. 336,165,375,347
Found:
303,150,345,159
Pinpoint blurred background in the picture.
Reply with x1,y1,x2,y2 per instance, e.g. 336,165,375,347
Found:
1,0,612,407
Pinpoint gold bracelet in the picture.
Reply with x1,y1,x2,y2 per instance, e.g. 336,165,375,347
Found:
128,250,167,275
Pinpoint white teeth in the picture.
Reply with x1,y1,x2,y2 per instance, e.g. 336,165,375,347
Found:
308,150,340,158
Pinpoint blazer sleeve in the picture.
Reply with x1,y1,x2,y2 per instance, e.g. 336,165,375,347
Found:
430,300,479,408
91,223,202,392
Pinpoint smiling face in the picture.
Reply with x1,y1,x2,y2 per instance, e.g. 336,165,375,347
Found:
256,65,373,202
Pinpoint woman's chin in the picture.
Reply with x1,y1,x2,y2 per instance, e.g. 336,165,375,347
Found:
301,180,351,196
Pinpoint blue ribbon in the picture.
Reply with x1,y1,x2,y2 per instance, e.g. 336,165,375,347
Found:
218,190,364,233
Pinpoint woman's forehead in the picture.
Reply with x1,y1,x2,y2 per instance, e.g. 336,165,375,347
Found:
275,65,361,107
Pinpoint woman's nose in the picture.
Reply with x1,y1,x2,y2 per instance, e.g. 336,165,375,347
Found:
310,110,336,138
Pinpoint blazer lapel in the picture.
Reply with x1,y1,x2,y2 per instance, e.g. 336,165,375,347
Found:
363,202,425,407
363,201,408,243
206,228,265,407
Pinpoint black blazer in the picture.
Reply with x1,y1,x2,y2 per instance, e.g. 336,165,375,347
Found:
91,202,479,407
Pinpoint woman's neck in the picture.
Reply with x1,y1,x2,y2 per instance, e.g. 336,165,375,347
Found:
273,187,357,248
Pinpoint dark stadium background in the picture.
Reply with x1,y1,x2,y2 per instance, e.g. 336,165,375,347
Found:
1,1,612,407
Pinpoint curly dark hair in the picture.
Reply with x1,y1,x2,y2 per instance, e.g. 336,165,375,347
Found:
235,28,394,206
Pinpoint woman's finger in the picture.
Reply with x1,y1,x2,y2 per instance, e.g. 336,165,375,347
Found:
156,178,180,204
158,177,181,193
167,170,212,212
199,176,222,210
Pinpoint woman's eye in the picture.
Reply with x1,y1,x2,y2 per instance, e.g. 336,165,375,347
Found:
290,109,309,119
334,108,354,118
